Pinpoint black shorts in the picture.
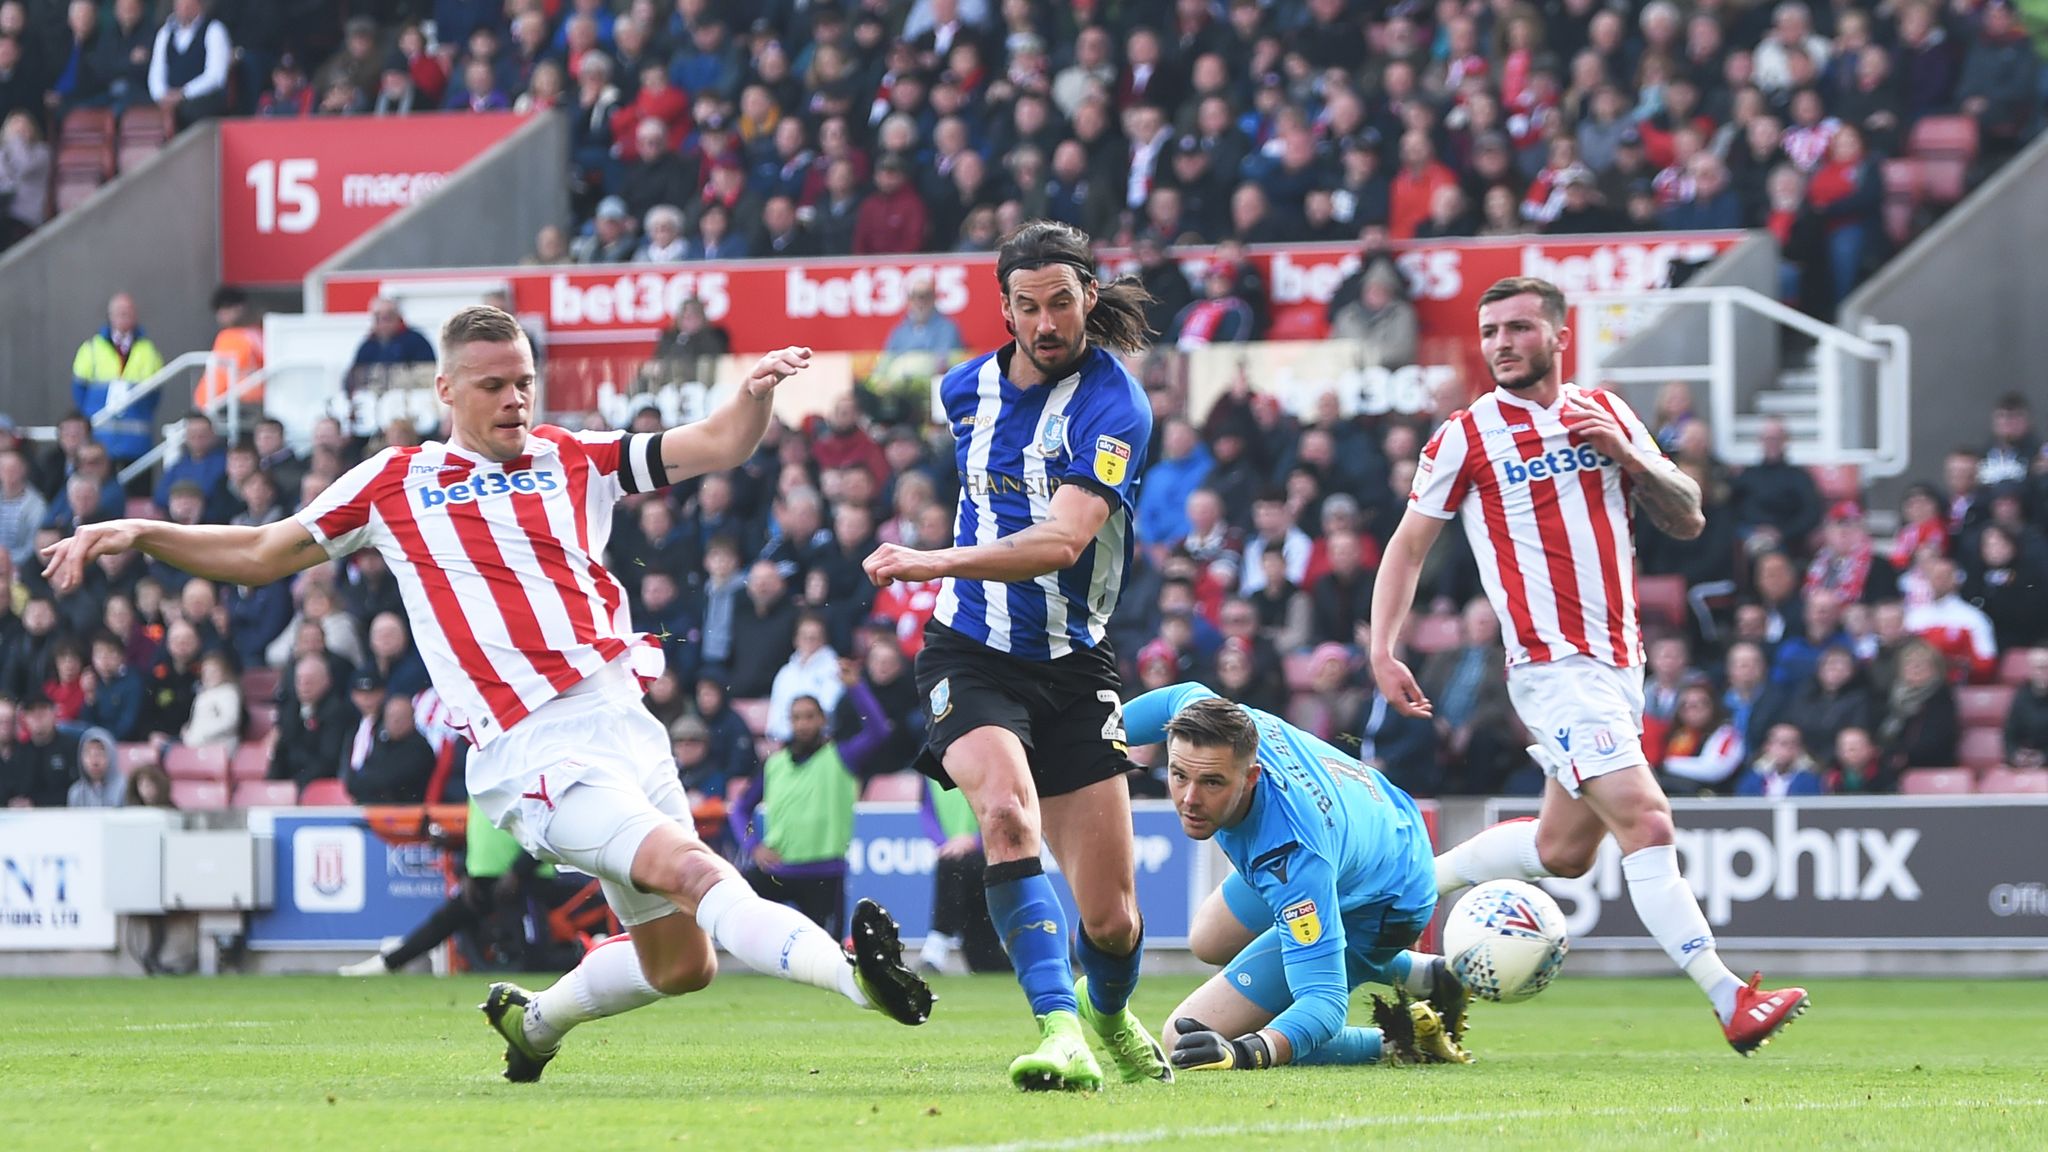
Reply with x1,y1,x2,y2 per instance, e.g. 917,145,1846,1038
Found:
912,621,1134,799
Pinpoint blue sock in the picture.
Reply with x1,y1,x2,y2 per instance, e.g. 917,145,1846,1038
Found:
1388,951,1439,996
1075,924,1143,1016
984,858,1077,1017
1296,1027,1385,1066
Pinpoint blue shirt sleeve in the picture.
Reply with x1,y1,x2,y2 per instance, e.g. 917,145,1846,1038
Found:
1062,372,1151,514
1256,851,1351,1058
1122,682,1219,748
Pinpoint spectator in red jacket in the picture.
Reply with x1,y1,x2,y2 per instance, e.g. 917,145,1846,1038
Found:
853,154,928,254
811,395,889,491
1388,130,1457,239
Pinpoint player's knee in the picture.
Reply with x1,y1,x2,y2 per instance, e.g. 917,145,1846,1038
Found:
1082,903,1142,956
647,949,717,996
1618,807,1676,853
650,837,732,907
975,799,1040,859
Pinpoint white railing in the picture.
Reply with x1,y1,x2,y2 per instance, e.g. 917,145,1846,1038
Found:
1573,286,1912,478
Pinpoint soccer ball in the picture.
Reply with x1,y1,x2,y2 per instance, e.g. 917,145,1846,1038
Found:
1442,880,1570,1003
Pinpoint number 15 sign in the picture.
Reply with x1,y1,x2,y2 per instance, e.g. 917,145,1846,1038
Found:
218,113,525,285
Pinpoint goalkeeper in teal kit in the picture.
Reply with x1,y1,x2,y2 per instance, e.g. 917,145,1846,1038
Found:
1123,684,1473,1070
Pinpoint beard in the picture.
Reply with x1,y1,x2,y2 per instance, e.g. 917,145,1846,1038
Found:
1489,346,1554,391
1019,332,1086,380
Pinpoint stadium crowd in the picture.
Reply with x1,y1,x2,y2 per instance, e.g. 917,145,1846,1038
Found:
4,325,2048,815
2,0,2047,821
4,1,2046,316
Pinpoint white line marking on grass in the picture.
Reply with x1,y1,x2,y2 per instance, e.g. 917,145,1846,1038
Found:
116,1020,273,1032
903,1096,2048,1152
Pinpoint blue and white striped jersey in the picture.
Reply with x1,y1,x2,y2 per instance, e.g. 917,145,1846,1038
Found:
933,345,1152,661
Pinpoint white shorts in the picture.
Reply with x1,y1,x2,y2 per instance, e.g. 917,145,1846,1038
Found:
470,674,694,927
1506,654,1647,799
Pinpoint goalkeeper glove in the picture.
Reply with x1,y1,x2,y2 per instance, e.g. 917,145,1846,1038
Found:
1169,1018,1274,1071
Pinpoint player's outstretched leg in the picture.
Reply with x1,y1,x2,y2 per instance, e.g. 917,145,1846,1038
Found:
479,936,663,1082
1434,816,1549,898
984,859,1099,1090
694,874,931,1025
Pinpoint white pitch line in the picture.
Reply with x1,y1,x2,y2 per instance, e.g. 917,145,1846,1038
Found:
902,1095,2048,1152
115,1020,273,1033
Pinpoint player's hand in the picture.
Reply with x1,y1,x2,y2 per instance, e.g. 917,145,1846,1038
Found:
744,345,812,398
752,844,781,870
40,520,143,594
863,543,945,587
1169,1019,1273,1071
1559,393,1637,467
1370,652,1433,718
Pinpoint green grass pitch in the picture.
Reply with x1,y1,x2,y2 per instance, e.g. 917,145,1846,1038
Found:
3,974,2044,1150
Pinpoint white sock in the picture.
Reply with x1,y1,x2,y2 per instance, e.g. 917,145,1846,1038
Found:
694,877,865,1006
1394,952,1439,996
525,935,664,1050
920,931,958,969
1436,819,1549,897
1621,845,1743,1023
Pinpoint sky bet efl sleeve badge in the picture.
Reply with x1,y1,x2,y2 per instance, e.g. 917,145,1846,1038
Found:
1093,435,1132,486
1281,899,1322,946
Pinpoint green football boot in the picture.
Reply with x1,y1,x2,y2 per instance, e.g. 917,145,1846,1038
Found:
479,982,559,1083
1075,976,1174,1084
1008,1009,1104,1092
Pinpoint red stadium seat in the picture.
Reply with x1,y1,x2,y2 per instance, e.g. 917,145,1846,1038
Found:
1908,115,1979,163
117,107,168,143
1408,614,1461,655
62,106,114,139
1917,158,1967,205
1956,727,2006,771
1283,651,1316,692
228,742,271,781
163,744,228,781
242,667,280,701
232,779,299,807
298,778,352,806
1957,685,2015,728
861,772,924,802
1999,648,2043,685
54,172,101,213
731,698,771,736
116,138,163,176
1805,463,1862,505
1977,766,2048,795
116,742,157,773
1635,575,1687,634
754,736,778,763
170,779,229,810
1898,767,1974,795
1880,161,1920,246
247,703,278,740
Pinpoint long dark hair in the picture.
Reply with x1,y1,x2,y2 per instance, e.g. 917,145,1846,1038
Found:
995,220,1155,353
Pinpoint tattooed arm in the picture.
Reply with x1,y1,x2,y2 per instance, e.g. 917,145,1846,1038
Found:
1626,454,1707,540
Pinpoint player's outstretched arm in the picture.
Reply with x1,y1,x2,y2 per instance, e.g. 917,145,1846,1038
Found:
653,345,812,485
1368,509,1447,718
41,516,326,594
864,484,1109,586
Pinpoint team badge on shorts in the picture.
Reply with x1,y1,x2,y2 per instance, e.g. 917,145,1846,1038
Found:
1093,435,1131,486
1281,899,1322,946
1593,728,1616,755
929,677,952,721
1037,414,1069,457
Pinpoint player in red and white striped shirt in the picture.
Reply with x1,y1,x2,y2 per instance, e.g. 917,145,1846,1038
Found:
44,305,930,1080
1369,277,1808,1054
